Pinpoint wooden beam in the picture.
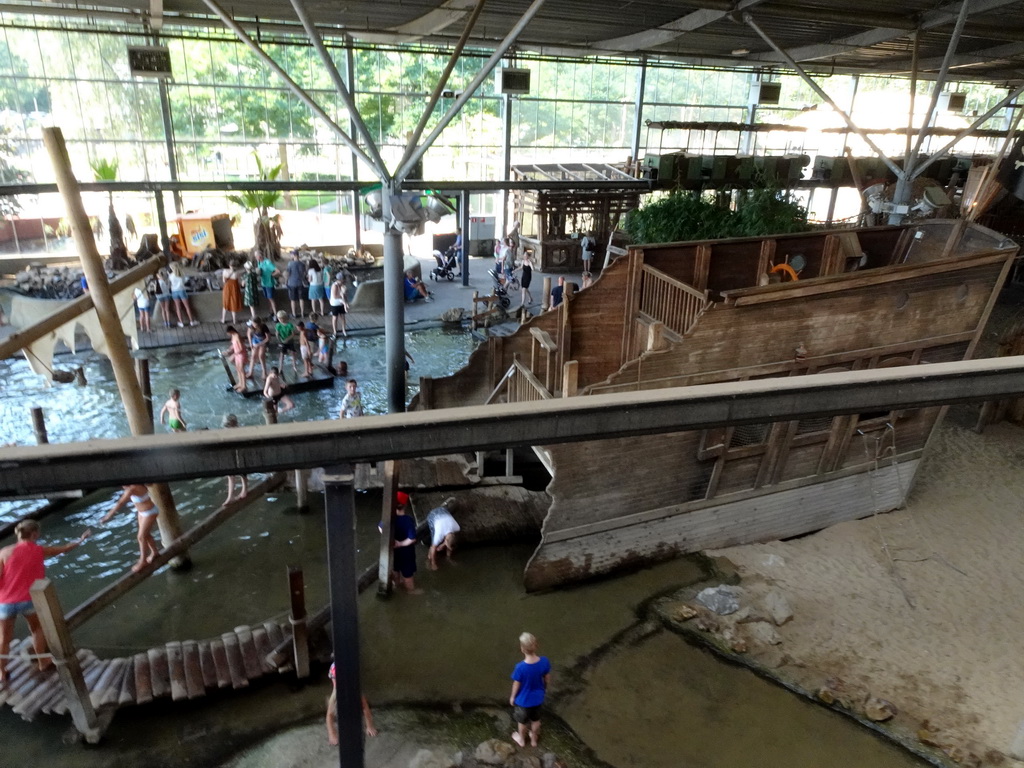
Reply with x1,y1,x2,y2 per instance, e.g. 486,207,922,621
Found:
29,579,101,743
377,460,397,595
0,258,161,361
65,473,286,630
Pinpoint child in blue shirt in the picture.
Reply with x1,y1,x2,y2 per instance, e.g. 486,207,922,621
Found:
509,632,551,748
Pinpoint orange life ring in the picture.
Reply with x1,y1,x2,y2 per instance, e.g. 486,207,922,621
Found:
769,263,799,282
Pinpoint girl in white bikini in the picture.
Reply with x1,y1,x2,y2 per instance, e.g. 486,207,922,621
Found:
101,484,160,573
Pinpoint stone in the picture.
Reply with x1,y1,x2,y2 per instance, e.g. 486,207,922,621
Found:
512,756,542,768
541,753,561,768
759,554,786,568
695,585,741,615
475,738,518,765
1010,720,1024,761
666,602,697,621
410,748,457,768
744,621,782,646
863,696,897,722
762,589,794,626
694,614,719,633
441,307,465,323
817,678,849,707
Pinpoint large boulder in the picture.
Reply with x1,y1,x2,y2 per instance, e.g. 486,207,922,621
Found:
474,738,517,765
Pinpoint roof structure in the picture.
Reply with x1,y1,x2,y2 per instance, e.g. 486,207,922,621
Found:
10,0,1024,83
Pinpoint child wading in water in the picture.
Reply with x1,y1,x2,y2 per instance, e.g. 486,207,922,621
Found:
101,484,160,573
325,661,377,745
509,632,551,748
159,389,187,432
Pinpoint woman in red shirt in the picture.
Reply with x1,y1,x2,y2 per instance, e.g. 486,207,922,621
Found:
0,520,89,685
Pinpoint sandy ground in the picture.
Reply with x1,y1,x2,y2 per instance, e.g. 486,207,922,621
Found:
711,413,1024,762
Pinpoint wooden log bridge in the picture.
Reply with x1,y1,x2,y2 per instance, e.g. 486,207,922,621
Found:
0,618,294,726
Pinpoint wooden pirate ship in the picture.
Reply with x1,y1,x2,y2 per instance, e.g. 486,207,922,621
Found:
417,220,1019,589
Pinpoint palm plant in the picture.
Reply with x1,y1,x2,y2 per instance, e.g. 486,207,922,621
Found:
91,157,129,267
228,153,283,260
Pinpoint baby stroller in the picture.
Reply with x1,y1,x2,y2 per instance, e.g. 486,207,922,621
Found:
430,248,458,281
487,267,513,309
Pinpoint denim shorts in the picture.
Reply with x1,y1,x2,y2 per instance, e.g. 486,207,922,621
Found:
0,600,35,620
262,285,275,299
171,289,188,301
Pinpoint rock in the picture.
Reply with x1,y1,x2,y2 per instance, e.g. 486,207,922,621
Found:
744,621,782,646
475,738,518,765
759,554,786,568
863,696,897,722
918,721,954,749
694,614,719,633
541,753,563,768
441,307,465,323
452,752,465,767
512,756,542,768
1010,720,1024,761
722,628,748,653
762,589,794,626
817,678,849,707
665,602,697,621
410,748,457,768
695,585,741,615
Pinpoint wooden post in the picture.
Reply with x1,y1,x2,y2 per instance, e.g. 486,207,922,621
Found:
471,290,479,330
294,469,309,512
562,359,579,398
647,321,667,352
476,451,486,478
43,127,187,566
287,566,309,679
542,276,552,311
418,376,433,410
135,358,153,424
30,407,48,444
219,351,237,390
29,579,101,743
263,398,278,425
505,448,514,477
377,460,398,596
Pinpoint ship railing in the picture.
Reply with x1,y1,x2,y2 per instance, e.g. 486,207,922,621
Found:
484,359,553,405
638,264,709,336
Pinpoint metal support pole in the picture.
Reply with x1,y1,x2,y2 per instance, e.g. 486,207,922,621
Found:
294,468,309,512
156,66,182,215
323,465,363,768
289,0,389,181
346,40,363,254
461,189,471,286
743,13,904,180
501,94,513,240
394,0,549,183
630,57,647,168
201,0,380,174
382,187,406,414
154,189,171,265
30,407,48,445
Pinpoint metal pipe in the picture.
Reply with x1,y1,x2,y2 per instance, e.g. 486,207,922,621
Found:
347,39,363,255
908,0,973,166
630,57,648,169
461,189,471,286
743,13,905,180
394,0,550,183
381,186,406,414
399,0,488,172
289,0,390,182
199,0,380,175
912,84,1024,178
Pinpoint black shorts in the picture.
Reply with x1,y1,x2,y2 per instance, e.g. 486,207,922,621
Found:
330,304,346,316
287,286,303,301
513,705,542,723
281,341,295,353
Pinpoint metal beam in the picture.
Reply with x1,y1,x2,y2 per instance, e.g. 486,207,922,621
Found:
912,83,1024,178
594,0,769,52
398,0,487,172
882,40,1024,74
743,13,905,180
393,0,549,184
199,0,381,176
3,356,1024,498
289,0,390,182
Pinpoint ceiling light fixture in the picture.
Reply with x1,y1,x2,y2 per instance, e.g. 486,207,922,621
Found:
732,48,750,56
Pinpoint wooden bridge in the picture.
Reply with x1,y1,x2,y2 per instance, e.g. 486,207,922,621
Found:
0,618,293,724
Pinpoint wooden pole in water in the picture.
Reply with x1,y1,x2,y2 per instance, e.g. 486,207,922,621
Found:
43,127,188,568
29,579,101,743
287,566,309,679
135,358,153,424
263,399,278,425
541,276,551,311
377,460,397,596
30,407,48,444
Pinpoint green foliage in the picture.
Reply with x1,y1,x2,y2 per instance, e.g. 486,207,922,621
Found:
226,153,282,213
90,157,119,181
624,183,810,245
